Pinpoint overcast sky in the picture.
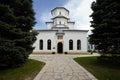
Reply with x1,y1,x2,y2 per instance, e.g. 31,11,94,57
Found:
33,0,95,30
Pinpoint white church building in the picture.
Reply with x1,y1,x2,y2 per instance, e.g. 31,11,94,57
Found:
33,7,88,54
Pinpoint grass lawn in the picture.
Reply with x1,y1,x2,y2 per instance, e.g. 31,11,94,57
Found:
74,57,120,80
0,59,45,80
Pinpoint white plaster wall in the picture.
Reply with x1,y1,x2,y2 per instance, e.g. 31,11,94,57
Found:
33,30,88,52
56,9,69,17
51,9,57,18
52,8,69,18
67,22,74,29
54,18,67,25
63,30,88,52
55,24,66,27
33,30,57,52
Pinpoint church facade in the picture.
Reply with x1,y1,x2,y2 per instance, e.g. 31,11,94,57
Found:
33,7,88,53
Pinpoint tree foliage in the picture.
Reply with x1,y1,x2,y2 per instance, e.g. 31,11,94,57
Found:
0,0,37,68
89,0,120,55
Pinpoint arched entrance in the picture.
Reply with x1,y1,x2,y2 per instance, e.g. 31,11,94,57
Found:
57,42,63,53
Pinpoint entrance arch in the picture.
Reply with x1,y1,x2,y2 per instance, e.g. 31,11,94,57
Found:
57,42,63,53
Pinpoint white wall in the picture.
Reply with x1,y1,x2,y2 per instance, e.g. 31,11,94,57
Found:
33,30,57,52
52,8,69,18
67,22,74,29
33,30,88,52
54,18,68,25
63,30,88,52
46,7,74,30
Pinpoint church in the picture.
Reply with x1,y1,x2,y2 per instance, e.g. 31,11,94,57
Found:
33,7,88,54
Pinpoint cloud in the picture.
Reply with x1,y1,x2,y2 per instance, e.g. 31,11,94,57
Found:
38,0,95,30
64,0,95,30
35,11,51,29
40,12,51,22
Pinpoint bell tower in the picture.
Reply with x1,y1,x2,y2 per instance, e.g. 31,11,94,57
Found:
46,7,75,30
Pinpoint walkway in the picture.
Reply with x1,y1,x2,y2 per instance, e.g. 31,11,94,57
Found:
29,53,99,80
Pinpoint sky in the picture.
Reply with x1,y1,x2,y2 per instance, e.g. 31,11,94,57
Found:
33,0,95,30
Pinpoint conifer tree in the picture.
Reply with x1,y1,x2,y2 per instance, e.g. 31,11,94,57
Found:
90,0,120,55
0,0,36,68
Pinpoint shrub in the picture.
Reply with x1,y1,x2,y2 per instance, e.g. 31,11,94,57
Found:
0,0,36,69
0,42,28,69
97,55,120,65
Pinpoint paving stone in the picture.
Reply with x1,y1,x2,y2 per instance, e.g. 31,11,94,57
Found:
62,76,72,80
71,75,80,80
29,54,99,80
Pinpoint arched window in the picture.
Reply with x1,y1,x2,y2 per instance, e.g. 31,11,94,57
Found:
39,40,43,50
77,40,81,50
69,39,73,50
47,39,51,50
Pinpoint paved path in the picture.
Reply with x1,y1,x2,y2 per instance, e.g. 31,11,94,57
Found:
29,53,99,80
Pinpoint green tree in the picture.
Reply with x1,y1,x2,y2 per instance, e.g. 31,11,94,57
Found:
0,0,37,68
89,0,120,55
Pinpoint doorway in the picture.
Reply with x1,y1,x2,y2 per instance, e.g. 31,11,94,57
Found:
57,42,63,53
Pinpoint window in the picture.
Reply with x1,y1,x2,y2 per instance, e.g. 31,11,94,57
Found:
58,35,63,40
54,22,57,25
59,12,61,15
77,40,81,50
91,45,93,49
47,39,51,50
59,21,61,24
69,39,73,50
39,40,43,50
